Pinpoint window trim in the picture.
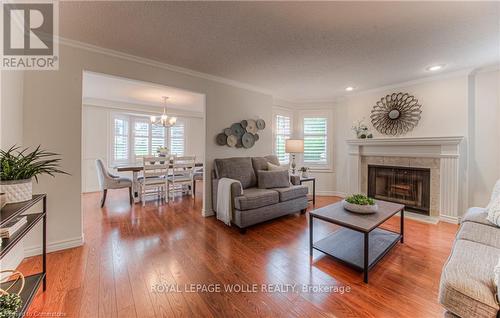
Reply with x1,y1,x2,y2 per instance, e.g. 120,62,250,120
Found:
109,112,186,165
298,109,333,171
272,107,293,165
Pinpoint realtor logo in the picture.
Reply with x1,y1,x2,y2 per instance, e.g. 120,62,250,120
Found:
1,1,59,70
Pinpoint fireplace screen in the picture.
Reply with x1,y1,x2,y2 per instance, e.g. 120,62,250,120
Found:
368,165,430,214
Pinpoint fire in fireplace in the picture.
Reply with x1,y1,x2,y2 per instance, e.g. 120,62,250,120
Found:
368,165,431,215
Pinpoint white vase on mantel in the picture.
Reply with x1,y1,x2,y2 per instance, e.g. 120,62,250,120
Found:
0,178,33,203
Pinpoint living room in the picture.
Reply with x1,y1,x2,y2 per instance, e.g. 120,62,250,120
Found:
0,2,499,318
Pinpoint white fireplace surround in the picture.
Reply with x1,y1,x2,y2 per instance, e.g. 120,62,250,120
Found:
346,136,464,223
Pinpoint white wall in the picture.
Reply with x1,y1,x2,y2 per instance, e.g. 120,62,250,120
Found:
21,42,273,254
0,71,26,271
277,70,500,212
469,69,500,206
333,74,469,198
82,103,205,193
1,71,24,148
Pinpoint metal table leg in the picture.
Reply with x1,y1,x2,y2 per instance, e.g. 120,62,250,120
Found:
42,196,47,291
312,178,316,205
309,215,314,257
400,209,404,243
364,232,369,283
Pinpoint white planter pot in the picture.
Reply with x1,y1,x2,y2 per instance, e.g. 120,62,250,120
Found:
0,179,33,203
342,200,378,214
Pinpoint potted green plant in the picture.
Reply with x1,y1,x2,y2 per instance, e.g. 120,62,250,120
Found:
342,194,378,214
299,167,309,178
0,146,68,203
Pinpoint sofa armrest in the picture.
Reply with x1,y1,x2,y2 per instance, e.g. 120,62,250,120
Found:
211,177,243,213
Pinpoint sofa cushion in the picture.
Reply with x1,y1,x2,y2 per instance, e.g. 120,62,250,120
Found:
214,157,256,189
234,188,279,210
273,185,308,202
457,221,500,249
257,170,290,189
439,239,500,318
462,207,496,227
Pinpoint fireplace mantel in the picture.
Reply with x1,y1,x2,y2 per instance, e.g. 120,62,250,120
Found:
346,136,464,223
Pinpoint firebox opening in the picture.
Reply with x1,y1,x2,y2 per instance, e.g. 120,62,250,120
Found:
368,165,431,215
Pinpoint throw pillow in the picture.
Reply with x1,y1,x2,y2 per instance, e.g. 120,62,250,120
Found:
258,170,290,189
486,194,500,227
489,179,500,206
267,162,287,171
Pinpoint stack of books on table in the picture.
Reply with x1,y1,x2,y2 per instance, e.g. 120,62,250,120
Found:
0,215,28,239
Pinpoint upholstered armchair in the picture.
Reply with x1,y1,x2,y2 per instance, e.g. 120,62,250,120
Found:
95,159,133,207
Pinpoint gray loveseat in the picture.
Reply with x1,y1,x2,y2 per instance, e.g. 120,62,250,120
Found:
211,155,308,233
439,207,500,318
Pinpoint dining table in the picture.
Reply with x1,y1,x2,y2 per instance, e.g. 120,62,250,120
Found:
114,162,204,203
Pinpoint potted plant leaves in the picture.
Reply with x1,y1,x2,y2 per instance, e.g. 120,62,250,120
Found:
342,194,378,214
0,145,68,203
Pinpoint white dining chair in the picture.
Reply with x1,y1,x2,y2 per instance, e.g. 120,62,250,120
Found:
167,156,196,201
95,159,133,207
139,156,169,206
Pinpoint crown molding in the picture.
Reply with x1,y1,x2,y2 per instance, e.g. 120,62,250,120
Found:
59,37,276,98
291,68,480,104
59,37,497,105
83,97,204,118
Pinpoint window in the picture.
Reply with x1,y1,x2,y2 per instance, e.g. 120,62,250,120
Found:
302,116,329,167
133,119,150,157
274,114,291,164
170,122,184,156
112,117,129,163
111,113,185,164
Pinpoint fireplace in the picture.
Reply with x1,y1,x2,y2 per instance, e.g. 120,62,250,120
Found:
368,165,431,215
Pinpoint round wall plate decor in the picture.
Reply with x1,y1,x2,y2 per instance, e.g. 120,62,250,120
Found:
370,92,422,136
246,120,257,134
227,135,238,147
224,128,232,136
240,120,248,128
241,133,255,148
216,133,227,145
256,119,266,130
230,123,245,137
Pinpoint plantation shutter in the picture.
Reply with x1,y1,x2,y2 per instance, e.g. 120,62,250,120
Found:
275,115,291,164
113,117,129,162
170,123,184,156
151,125,166,154
303,117,327,164
133,120,150,156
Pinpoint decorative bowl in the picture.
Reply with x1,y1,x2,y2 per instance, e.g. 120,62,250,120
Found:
342,200,378,214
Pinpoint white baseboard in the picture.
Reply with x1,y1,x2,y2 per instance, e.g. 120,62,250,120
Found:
24,236,84,258
439,214,460,224
315,191,347,197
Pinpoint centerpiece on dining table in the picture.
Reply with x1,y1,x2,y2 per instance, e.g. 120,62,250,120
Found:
156,146,169,164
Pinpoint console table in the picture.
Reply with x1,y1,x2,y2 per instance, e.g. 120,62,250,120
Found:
0,194,47,316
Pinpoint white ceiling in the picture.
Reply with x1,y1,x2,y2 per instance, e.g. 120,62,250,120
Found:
82,72,205,113
63,2,500,101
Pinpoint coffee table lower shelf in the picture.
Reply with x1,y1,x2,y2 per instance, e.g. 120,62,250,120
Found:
312,227,401,281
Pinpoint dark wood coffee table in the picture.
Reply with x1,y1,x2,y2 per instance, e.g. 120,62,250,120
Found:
309,200,405,283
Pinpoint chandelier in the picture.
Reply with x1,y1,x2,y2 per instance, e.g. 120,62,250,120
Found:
150,96,177,127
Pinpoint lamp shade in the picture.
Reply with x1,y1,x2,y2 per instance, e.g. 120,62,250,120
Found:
285,139,304,153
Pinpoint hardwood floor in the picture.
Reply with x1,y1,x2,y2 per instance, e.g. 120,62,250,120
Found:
18,184,458,317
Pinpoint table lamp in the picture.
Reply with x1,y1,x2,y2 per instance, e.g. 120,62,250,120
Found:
285,139,304,175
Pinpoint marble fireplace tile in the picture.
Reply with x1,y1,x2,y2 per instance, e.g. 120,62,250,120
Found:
383,157,411,167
